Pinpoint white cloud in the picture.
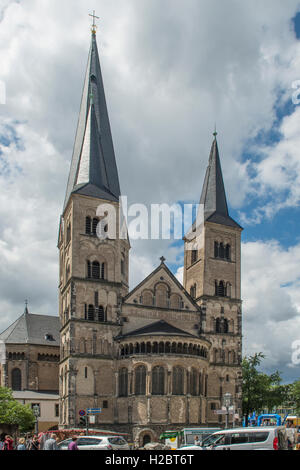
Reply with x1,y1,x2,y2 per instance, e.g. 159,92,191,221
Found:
242,240,300,380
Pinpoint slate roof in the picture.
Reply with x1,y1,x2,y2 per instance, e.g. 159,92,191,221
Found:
117,320,199,340
0,313,60,346
200,137,242,229
63,32,121,210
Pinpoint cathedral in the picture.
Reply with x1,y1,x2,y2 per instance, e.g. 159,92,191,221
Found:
58,26,243,447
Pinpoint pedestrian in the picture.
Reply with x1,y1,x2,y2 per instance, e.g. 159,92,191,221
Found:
29,435,40,451
194,435,200,446
44,433,60,451
68,436,79,450
2,435,14,451
286,422,296,450
17,438,27,450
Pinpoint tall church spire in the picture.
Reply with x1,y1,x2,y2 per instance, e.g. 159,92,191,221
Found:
64,29,121,210
200,134,241,228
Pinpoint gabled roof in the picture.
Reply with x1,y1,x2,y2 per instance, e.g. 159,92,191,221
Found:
116,320,198,340
124,260,200,311
0,313,60,346
63,32,121,211
200,136,242,229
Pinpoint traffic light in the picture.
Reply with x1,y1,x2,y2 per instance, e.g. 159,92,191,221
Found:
79,416,87,427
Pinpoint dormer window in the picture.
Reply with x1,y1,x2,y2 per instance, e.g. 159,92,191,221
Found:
45,334,55,342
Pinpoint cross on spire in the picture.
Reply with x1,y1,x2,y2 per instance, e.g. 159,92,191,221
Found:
160,256,166,264
89,10,100,35
24,299,29,314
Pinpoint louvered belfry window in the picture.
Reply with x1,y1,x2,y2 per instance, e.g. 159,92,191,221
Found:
86,217,92,234
92,262,100,279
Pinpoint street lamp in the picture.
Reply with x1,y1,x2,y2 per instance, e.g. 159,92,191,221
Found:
32,404,40,435
223,392,232,429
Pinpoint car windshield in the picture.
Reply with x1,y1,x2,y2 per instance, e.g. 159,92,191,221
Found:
202,434,225,447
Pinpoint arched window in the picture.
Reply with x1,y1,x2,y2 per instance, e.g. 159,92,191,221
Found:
11,368,22,391
226,244,231,260
219,243,225,259
156,284,168,308
190,369,198,396
66,223,71,244
173,367,184,395
217,281,225,297
135,366,146,395
190,284,196,299
152,366,165,395
88,305,95,321
214,241,219,258
119,368,128,397
223,319,229,334
86,216,92,234
121,258,125,276
141,291,153,306
92,262,100,279
98,306,105,322
216,318,221,333
101,263,106,280
92,218,99,236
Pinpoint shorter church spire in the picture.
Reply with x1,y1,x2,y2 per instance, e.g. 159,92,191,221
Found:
200,134,241,229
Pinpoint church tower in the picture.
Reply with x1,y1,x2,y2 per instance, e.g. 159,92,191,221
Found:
183,134,243,424
58,27,130,428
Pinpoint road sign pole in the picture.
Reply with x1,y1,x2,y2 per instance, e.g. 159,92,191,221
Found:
86,415,89,435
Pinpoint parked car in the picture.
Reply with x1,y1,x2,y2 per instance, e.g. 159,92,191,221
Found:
198,426,288,451
57,435,129,450
177,444,203,450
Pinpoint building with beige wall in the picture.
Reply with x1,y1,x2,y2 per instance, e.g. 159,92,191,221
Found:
58,28,243,447
13,390,59,433
0,311,60,394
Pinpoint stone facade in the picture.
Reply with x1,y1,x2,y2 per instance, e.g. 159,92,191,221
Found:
58,194,243,446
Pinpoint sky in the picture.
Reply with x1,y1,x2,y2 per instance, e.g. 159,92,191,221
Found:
0,0,300,383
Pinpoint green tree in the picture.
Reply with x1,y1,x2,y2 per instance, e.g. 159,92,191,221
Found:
0,387,35,433
290,380,300,415
242,353,285,426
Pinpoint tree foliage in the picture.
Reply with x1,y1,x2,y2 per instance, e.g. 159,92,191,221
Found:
242,353,287,426
0,387,35,433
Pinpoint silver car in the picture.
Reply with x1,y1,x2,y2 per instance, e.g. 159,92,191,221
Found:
58,435,130,450
199,426,288,451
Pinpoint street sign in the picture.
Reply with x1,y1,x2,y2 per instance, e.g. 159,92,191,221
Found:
89,415,96,424
87,408,102,414
214,410,234,415
79,410,86,416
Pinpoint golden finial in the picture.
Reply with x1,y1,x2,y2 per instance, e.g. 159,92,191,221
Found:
213,123,218,138
89,10,100,35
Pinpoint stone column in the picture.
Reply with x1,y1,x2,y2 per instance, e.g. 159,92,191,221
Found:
68,367,77,427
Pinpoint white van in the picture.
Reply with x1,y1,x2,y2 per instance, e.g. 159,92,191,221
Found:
200,426,288,451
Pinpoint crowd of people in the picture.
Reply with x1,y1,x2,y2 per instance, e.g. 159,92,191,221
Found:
0,433,79,451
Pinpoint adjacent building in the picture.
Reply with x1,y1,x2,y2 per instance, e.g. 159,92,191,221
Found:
0,310,60,431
